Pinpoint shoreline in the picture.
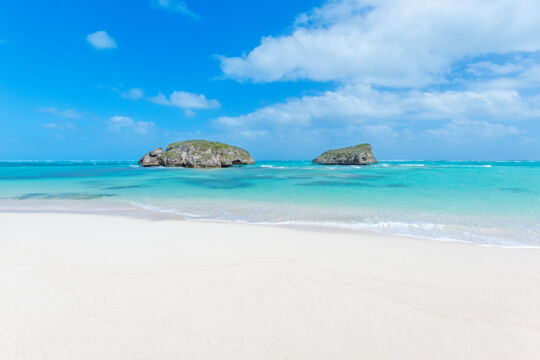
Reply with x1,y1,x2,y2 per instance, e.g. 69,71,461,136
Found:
2,159,539,248
1,207,538,249
1,212,540,359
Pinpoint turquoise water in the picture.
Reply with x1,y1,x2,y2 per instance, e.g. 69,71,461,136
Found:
1,160,539,246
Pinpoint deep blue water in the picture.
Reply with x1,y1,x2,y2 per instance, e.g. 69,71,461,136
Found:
1,160,539,246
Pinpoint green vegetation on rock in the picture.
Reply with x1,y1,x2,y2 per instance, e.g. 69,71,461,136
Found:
139,140,255,168
166,140,243,152
313,143,377,165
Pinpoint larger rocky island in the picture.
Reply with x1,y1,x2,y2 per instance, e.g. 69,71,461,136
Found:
313,143,377,165
139,140,255,168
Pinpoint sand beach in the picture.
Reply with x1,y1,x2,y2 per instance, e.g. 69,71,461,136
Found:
1,212,539,359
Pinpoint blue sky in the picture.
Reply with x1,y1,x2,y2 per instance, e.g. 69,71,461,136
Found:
1,0,540,160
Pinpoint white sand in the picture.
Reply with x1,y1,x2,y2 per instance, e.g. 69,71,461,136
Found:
1,213,540,359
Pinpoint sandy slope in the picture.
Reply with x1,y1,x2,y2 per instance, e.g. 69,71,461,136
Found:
1,212,539,359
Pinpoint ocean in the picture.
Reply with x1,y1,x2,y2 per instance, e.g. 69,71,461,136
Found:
1,160,539,247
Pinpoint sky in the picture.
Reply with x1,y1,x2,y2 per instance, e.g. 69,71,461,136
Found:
1,0,540,161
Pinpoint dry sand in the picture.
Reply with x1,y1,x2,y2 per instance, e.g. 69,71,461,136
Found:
1,212,540,359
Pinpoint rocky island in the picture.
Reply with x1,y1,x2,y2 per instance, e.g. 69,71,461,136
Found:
313,143,377,165
139,140,255,168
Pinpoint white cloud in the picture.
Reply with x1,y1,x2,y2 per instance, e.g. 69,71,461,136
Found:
216,85,399,127
362,125,398,140
420,89,538,120
213,84,538,149
215,85,539,131
150,91,220,116
213,0,540,152
148,93,170,105
39,107,83,119
467,61,525,76
428,119,521,140
169,91,220,109
152,0,199,19
121,88,144,100
106,116,154,134
468,63,540,91
86,31,117,50
41,122,76,131
220,0,540,87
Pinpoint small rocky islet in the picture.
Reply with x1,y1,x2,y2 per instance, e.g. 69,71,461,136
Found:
139,140,376,168
138,140,255,168
312,143,377,165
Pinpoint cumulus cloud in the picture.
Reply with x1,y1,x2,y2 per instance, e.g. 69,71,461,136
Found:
468,62,540,91
39,107,83,119
467,61,525,76
428,119,521,140
213,0,540,154
121,88,144,100
213,84,538,151
150,91,220,116
215,85,539,130
362,125,399,140
86,31,117,50
106,116,154,134
220,0,540,87
148,93,170,105
152,0,199,19
169,91,220,109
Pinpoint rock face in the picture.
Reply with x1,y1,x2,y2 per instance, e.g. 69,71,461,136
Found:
312,143,377,165
139,147,164,167
138,140,255,168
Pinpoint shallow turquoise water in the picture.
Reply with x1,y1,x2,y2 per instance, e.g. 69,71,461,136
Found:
1,160,539,246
